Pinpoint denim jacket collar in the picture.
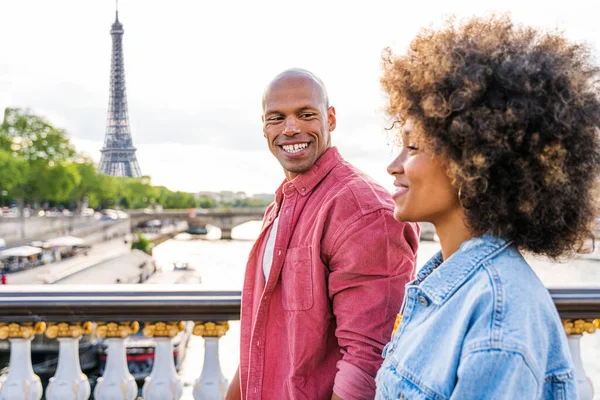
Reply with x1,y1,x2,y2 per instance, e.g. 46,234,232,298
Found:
275,146,342,202
416,234,513,305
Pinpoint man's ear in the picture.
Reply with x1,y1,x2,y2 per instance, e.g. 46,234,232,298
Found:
328,106,337,132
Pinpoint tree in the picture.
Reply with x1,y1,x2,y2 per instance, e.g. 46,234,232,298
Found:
69,160,102,212
197,195,217,209
0,108,76,162
0,108,210,213
0,108,77,221
0,149,28,203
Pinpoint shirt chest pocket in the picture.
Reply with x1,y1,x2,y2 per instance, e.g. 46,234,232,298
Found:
282,246,313,311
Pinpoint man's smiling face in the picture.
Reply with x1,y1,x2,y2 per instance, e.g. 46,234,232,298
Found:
262,73,336,180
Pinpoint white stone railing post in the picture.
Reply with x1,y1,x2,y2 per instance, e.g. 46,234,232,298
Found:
93,322,139,400
142,322,184,400
45,322,92,400
193,321,229,400
0,322,46,400
563,319,597,400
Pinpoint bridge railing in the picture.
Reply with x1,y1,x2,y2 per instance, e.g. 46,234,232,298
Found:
0,286,598,399
0,285,239,400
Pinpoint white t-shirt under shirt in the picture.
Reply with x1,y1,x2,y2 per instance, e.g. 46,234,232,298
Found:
262,216,279,283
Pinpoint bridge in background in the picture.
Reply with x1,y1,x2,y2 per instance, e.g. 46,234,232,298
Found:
128,207,267,239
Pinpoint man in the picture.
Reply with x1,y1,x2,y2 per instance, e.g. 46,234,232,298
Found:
227,69,419,400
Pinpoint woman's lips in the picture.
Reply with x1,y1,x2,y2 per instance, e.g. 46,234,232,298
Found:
392,186,409,200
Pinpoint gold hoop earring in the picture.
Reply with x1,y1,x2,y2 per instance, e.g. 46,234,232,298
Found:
458,187,465,209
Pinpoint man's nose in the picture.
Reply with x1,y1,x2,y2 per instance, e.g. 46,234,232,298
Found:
282,117,301,135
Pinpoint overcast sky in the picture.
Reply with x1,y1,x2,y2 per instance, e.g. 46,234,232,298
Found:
1,0,598,195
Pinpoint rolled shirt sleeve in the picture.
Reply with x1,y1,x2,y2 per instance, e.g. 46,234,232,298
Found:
451,349,538,399
327,209,418,399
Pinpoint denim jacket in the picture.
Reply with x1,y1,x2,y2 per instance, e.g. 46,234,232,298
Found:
376,235,578,399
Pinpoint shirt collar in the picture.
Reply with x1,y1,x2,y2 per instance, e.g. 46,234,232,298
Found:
416,234,513,305
274,146,342,199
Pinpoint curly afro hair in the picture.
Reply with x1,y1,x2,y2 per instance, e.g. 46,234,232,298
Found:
381,15,600,258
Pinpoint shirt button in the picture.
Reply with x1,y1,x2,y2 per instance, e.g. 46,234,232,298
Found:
253,387,259,394
418,296,429,306
301,187,306,191
256,340,261,347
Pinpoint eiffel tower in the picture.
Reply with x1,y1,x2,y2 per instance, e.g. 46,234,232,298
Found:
98,5,142,178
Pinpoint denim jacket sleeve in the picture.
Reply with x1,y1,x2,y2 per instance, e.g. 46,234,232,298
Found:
451,349,538,399
326,209,418,400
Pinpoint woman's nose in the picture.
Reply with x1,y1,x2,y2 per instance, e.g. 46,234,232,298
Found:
387,150,406,176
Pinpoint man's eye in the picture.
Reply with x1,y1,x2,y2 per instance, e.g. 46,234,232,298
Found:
268,116,283,122
300,113,315,118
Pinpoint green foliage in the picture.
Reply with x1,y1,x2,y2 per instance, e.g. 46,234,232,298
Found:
0,108,202,211
0,149,28,195
232,197,272,207
131,232,153,254
1,108,76,162
198,195,217,208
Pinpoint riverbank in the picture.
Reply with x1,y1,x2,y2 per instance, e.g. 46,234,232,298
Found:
3,224,185,285
6,237,133,285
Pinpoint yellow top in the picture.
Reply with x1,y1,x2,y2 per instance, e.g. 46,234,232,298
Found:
391,314,402,339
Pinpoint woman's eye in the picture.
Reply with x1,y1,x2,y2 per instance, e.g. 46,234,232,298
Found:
407,145,419,152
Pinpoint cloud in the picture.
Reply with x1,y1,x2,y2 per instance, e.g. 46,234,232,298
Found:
12,81,268,150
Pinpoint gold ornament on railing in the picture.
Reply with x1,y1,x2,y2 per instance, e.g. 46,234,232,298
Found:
45,322,93,339
95,321,140,338
142,321,185,338
562,319,600,335
0,322,46,339
193,321,229,338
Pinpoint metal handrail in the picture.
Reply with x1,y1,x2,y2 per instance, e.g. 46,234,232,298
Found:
549,287,600,319
0,285,241,322
0,286,598,322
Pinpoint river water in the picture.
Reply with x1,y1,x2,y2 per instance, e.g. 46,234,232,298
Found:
152,222,600,399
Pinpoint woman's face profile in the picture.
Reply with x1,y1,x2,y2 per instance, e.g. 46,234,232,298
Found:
387,120,461,225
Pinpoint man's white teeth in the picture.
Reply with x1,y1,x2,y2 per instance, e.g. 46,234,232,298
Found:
283,143,308,153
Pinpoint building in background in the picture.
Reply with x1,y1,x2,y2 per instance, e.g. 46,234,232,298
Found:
98,6,142,178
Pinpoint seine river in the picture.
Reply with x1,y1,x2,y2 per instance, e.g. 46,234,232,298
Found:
152,222,600,399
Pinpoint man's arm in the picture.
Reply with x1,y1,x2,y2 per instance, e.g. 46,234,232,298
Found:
225,365,241,400
326,209,418,400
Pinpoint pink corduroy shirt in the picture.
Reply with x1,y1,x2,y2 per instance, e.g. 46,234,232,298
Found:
239,147,419,400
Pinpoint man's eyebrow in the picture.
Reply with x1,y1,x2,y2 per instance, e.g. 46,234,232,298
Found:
297,106,319,113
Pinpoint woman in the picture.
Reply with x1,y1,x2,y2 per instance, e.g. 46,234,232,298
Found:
376,15,600,399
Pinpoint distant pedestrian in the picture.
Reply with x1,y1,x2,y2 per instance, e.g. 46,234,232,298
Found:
377,14,600,399
1,272,7,285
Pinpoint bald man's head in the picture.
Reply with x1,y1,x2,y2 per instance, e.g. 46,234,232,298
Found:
261,68,336,181
262,69,329,111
